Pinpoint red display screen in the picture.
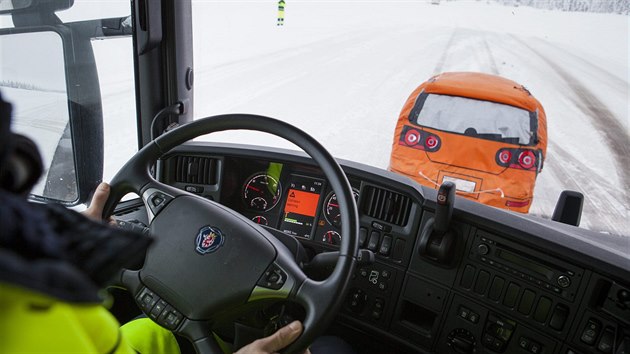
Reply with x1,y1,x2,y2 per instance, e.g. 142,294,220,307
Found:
279,175,324,238
284,189,320,217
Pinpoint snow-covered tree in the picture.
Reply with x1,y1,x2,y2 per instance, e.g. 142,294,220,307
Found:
499,0,629,14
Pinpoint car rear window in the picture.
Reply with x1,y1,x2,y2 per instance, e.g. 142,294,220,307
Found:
412,94,536,145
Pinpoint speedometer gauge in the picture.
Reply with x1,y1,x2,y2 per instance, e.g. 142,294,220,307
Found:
242,173,282,212
323,188,359,228
322,230,341,245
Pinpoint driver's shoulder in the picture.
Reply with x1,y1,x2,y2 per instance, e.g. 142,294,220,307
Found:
0,282,127,354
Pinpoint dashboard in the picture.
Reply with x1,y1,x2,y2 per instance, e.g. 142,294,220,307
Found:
131,141,629,354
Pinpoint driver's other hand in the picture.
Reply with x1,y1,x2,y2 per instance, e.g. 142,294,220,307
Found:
83,182,115,224
234,320,311,354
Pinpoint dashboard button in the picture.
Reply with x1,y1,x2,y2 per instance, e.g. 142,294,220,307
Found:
392,239,405,262
379,235,392,256
518,289,536,315
491,338,505,352
474,270,490,295
185,185,204,193
367,231,380,251
257,264,287,290
148,192,172,215
503,283,520,308
371,221,391,232
150,299,168,320
468,312,479,324
347,289,368,313
489,276,505,301
597,327,614,353
458,306,470,319
549,304,569,331
136,288,159,312
533,296,552,323
461,265,476,289
580,319,601,345
519,337,531,349
482,334,495,347
374,298,385,311
530,342,542,354
158,306,184,330
359,228,368,247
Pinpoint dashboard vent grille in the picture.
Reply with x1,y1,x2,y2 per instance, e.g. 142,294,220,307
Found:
174,156,217,185
363,186,412,226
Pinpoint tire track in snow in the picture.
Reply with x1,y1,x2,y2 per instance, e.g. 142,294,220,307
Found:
545,141,627,236
433,28,459,75
433,29,499,76
530,38,628,94
512,36,630,202
482,36,499,75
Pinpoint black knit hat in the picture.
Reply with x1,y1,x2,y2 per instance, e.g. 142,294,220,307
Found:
0,91,43,194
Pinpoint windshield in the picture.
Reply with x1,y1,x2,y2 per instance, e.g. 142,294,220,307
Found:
0,1,627,240
413,94,535,145
191,0,628,238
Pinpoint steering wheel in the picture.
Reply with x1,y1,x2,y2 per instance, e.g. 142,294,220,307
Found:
102,114,359,354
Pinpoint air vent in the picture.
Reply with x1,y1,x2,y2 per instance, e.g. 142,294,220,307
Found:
362,186,412,226
174,155,218,185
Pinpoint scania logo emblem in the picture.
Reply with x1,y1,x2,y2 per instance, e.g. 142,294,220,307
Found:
195,226,225,255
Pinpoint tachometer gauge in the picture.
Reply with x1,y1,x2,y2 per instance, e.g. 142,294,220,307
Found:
322,230,341,245
242,173,282,212
252,216,268,225
323,188,359,228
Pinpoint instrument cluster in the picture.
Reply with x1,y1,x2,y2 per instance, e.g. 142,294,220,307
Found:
225,157,360,246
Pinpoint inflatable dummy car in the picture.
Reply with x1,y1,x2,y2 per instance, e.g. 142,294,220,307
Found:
389,72,547,213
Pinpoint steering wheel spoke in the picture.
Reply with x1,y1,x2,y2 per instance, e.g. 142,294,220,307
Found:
178,320,224,354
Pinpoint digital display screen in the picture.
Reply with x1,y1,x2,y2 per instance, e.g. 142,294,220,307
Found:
497,249,554,280
279,175,324,238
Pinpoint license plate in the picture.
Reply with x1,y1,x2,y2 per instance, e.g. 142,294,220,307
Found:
442,176,477,193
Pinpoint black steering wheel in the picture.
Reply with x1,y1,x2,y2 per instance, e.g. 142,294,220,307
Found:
102,114,359,353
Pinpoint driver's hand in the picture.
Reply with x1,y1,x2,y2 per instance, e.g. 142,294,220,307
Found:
83,182,115,224
235,321,311,354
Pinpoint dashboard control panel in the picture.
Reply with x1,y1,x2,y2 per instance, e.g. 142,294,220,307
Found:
154,145,629,354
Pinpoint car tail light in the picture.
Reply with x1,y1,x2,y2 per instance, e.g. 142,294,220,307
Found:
399,126,440,152
425,135,439,150
404,130,421,146
496,148,538,171
518,150,536,170
506,199,530,208
498,150,512,165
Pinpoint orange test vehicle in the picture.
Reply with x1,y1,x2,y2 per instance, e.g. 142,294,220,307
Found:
389,72,547,213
